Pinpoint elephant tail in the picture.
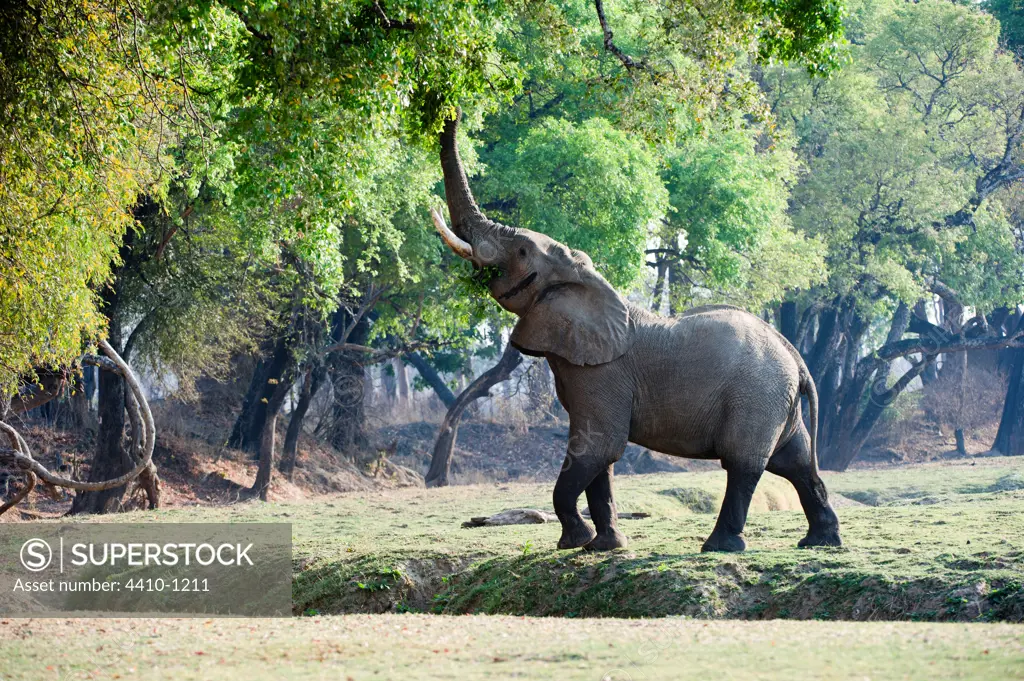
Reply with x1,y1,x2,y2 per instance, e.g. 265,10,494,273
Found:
799,369,819,467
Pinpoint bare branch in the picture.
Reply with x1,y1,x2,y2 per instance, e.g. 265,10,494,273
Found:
426,345,523,487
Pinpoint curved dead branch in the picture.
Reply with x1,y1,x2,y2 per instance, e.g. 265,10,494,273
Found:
425,345,523,487
0,340,159,513
0,421,36,517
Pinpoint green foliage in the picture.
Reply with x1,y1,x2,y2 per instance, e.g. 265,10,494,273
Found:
984,0,1024,53
771,0,1024,313
0,0,852,396
0,1,194,391
481,117,667,288
659,122,826,309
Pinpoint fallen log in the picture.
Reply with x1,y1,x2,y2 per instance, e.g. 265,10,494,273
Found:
463,507,651,528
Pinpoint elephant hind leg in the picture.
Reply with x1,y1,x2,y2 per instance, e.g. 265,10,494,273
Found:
766,428,842,548
702,464,763,553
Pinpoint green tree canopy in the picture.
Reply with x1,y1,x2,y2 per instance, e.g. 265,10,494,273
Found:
479,117,667,288
769,0,1024,314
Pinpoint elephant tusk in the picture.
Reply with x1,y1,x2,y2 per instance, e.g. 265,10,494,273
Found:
430,207,474,260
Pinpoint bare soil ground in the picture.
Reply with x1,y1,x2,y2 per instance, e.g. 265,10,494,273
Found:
1,615,1021,680
379,420,713,484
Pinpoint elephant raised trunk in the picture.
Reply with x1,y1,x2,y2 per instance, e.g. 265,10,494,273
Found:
438,112,515,264
429,112,841,554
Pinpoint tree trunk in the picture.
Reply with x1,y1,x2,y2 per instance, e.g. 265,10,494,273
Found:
70,352,132,513
819,303,915,471
328,357,368,453
249,370,292,500
914,300,940,385
229,335,296,453
780,301,798,345
943,296,968,454
70,203,165,514
394,357,410,407
83,365,97,403
66,375,91,431
228,357,270,449
806,303,841,380
326,311,371,454
382,364,397,403
994,345,1024,455
666,261,682,315
250,414,277,501
280,366,325,478
404,352,456,408
996,309,1022,375
426,346,523,487
363,366,375,409
71,275,131,514
823,354,931,471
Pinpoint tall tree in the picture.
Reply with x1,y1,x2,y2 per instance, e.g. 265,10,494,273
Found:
765,0,1024,468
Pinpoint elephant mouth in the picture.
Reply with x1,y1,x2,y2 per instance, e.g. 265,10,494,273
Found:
498,272,537,301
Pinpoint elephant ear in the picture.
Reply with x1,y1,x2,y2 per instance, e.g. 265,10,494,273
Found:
510,269,634,366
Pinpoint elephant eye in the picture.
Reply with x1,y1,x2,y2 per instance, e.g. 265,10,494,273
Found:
519,247,527,257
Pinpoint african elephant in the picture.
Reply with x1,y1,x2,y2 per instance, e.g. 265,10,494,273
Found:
432,112,841,553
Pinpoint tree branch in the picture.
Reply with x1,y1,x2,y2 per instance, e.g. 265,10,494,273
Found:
225,4,274,45
10,370,66,414
875,327,1024,361
372,1,416,31
425,345,523,487
594,0,653,74
0,341,158,503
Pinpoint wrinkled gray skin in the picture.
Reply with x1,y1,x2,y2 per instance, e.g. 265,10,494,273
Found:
435,113,841,552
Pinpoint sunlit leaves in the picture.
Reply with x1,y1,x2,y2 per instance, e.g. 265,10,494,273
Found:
658,122,825,309
0,0,195,392
772,0,1024,312
480,117,668,288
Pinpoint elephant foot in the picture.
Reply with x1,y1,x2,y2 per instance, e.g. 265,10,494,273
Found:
798,528,842,548
583,529,628,552
557,522,597,550
701,530,746,553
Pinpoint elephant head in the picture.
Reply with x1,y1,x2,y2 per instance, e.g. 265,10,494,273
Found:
433,113,633,366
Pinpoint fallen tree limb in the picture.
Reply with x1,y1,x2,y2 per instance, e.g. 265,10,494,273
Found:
462,508,651,528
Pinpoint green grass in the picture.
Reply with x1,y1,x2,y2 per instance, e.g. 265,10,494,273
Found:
1,615,1021,680
3,458,1024,679
18,457,1024,622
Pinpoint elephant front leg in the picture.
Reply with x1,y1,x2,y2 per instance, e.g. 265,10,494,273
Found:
553,419,628,550
583,465,628,551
